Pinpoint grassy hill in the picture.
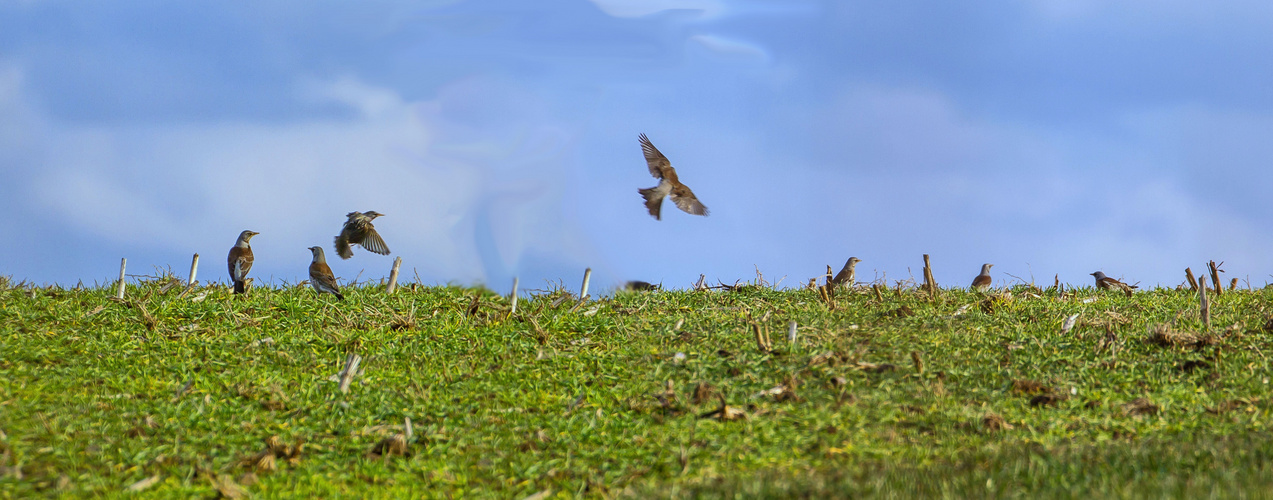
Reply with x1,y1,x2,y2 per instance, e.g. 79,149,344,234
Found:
2,274,1272,498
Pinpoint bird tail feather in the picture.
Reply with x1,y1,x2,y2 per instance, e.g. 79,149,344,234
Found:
335,236,353,259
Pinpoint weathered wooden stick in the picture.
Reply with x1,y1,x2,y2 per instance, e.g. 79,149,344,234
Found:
787,321,798,344
1208,261,1223,296
579,267,592,299
187,253,200,287
386,257,403,294
338,353,362,394
1184,267,1198,291
1230,278,1239,291
922,254,937,297
752,323,771,353
1198,278,1210,331
510,277,520,314
116,258,127,299
404,417,414,440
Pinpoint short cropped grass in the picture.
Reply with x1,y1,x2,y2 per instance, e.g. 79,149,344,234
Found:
1,275,1271,498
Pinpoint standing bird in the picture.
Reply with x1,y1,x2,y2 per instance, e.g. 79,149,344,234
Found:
308,246,345,300
226,230,258,294
1091,271,1137,297
637,134,709,220
832,257,861,288
971,263,994,290
334,211,390,259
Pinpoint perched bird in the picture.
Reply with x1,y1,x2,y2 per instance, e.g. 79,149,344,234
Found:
227,230,258,294
334,211,390,259
971,263,994,290
1091,271,1137,297
308,246,345,300
637,134,709,220
831,257,861,288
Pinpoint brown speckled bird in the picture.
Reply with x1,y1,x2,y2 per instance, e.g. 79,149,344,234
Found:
308,246,345,300
971,263,993,290
227,230,258,294
1091,271,1137,297
334,211,390,259
637,134,709,220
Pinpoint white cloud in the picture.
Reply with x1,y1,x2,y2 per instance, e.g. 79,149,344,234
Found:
10,70,592,285
587,0,726,18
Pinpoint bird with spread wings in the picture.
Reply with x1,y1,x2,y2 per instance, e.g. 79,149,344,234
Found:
637,134,709,220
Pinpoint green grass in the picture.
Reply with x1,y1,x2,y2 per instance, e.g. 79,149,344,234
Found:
1,274,1272,498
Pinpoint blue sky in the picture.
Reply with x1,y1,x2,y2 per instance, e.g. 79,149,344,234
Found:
3,0,1272,292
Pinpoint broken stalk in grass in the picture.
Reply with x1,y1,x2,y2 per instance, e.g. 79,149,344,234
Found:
386,257,402,294
579,268,592,300
116,258,127,299
922,254,938,298
338,353,362,394
510,277,519,315
1209,261,1224,296
1199,278,1211,331
787,321,798,345
187,253,199,287
1185,267,1199,291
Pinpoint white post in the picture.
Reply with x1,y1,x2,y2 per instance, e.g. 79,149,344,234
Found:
580,268,592,299
386,257,403,294
187,253,200,286
510,277,520,314
116,258,127,299
787,321,798,344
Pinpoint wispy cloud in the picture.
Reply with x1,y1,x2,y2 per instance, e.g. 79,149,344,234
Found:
9,71,595,286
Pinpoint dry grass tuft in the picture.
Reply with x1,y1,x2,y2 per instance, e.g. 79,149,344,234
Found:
1011,379,1051,395
981,413,1013,432
1122,398,1159,416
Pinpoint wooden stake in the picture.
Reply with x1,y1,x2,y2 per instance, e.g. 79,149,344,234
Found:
510,277,520,314
1230,278,1239,291
386,257,403,294
1184,267,1198,291
116,258,127,299
922,254,937,298
1198,279,1210,331
579,268,592,300
752,323,771,353
1208,261,1223,296
187,253,200,287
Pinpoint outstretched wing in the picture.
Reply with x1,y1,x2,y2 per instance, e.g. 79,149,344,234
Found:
639,133,671,179
360,229,391,255
670,184,709,216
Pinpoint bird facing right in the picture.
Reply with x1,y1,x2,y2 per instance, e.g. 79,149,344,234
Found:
308,246,345,300
637,134,709,220
832,257,861,288
335,211,390,260
971,263,993,290
227,230,258,294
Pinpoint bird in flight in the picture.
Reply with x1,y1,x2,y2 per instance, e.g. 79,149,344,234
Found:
637,134,709,220
335,211,390,259
971,263,993,290
227,230,258,294
308,246,345,300
1091,271,1137,297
